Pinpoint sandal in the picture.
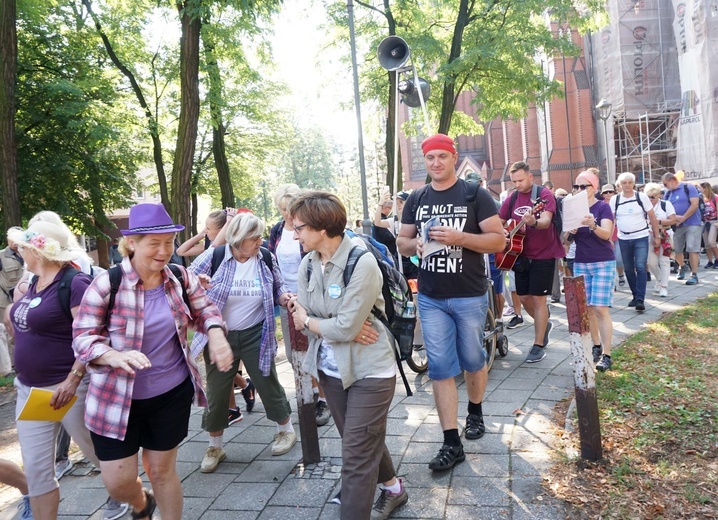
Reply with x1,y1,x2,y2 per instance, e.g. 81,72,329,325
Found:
131,489,156,520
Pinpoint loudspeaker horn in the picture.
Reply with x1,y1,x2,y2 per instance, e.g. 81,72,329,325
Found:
377,36,410,71
400,77,431,108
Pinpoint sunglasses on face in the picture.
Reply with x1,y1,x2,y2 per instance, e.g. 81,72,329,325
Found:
602,190,615,195
573,184,591,190
649,195,658,200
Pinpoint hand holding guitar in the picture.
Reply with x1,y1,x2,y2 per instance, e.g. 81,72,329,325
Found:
495,198,546,270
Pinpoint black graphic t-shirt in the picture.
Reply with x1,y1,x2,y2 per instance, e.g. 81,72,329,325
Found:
402,180,498,298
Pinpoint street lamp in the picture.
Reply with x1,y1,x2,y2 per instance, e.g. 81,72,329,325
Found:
596,98,613,184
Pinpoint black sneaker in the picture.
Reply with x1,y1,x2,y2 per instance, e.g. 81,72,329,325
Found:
543,321,553,347
525,344,546,363
241,378,255,413
705,261,714,269
592,345,602,363
330,490,341,505
596,354,612,372
635,300,645,311
227,408,243,426
428,444,465,471
507,315,524,329
464,413,485,440
627,299,637,307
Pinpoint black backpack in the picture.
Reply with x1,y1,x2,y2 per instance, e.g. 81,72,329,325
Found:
306,243,415,396
56,266,90,321
509,184,563,235
410,178,483,220
210,245,272,276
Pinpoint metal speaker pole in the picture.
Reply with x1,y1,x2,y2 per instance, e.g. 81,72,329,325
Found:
377,36,410,71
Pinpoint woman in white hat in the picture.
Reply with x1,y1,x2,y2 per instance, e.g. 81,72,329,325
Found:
73,203,233,520
8,220,103,520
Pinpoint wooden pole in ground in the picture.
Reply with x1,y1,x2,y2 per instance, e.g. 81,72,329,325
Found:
287,312,321,464
564,275,603,461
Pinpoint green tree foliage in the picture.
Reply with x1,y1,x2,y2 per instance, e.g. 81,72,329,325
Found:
15,3,138,235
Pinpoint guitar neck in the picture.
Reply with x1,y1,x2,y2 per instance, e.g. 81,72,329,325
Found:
508,220,526,239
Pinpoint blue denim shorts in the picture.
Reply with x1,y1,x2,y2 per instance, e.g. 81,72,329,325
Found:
417,293,488,380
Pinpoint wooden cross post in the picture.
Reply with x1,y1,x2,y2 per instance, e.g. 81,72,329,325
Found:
564,275,603,461
286,312,321,464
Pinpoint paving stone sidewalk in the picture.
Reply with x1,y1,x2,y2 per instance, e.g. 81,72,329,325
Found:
1,269,717,519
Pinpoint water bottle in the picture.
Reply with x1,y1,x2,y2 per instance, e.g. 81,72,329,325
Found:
403,301,416,319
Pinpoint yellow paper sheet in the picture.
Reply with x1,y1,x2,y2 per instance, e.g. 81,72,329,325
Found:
17,387,77,422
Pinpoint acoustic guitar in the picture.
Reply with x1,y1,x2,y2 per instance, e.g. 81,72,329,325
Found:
495,199,546,271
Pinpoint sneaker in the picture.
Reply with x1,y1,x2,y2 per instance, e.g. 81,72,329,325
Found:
241,378,255,413
713,263,718,269
130,489,156,520
18,495,33,520
550,296,561,303
428,443,465,471
618,276,626,287
54,458,72,480
503,306,515,316
227,407,243,426
464,413,485,440
685,274,699,285
543,321,553,347
371,481,409,520
596,354,612,372
592,345,602,363
635,300,645,311
272,431,297,455
627,298,637,307
705,261,714,269
506,315,524,329
525,344,546,363
677,266,687,280
659,287,668,298
315,400,331,427
652,282,660,294
330,490,342,505
102,498,129,520
200,446,226,473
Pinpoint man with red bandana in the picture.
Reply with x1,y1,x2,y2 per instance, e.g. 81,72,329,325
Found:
397,134,504,472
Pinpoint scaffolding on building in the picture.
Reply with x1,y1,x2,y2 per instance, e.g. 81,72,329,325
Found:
614,103,681,183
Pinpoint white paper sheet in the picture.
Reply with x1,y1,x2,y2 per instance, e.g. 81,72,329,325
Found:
561,190,591,232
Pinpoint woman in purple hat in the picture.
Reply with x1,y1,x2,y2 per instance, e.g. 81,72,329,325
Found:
73,203,233,520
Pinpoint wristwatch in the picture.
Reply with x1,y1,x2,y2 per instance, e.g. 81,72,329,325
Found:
70,369,85,379
304,317,311,329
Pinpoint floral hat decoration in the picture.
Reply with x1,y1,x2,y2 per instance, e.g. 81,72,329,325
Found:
8,221,86,263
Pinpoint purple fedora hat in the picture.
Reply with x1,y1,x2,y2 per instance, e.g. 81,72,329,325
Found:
121,203,185,236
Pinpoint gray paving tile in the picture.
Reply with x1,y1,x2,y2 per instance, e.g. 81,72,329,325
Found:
257,506,322,519
452,453,510,478
183,497,216,520
209,482,280,511
182,471,236,497
233,459,298,483
446,505,512,519
391,486,447,518
448,476,510,507
396,462,452,488
267,478,335,507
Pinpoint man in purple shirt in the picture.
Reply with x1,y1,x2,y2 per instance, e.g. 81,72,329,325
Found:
662,172,702,285
499,162,565,363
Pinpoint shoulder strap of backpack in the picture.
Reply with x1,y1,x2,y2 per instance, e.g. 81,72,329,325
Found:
259,246,272,271
106,265,122,322
410,184,430,220
684,184,690,198
532,184,541,201
168,264,191,312
660,200,667,212
210,245,226,277
509,189,519,214
58,266,81,322
634,192,647,217
465,180,480,203
342,246,369,288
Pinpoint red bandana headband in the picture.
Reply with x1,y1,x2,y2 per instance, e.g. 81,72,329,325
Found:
421,134,456,155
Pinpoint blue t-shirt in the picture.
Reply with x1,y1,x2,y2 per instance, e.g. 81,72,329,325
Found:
665,183,701,226
573,201,615,264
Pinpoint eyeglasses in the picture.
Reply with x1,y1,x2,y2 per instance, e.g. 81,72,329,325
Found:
573,184,591,191
602,190,615,195
293,223,308,233
648,195,658,200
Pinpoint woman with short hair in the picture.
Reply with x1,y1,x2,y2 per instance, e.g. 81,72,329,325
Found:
288,191,408,520
73,203,233,520
644,183,677,297
188,212,296,474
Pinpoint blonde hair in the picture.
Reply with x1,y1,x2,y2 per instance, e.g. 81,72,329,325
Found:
273,184,302,211
644,182,663,198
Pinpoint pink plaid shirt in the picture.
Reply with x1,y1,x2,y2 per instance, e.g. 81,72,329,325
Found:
73,258,225,440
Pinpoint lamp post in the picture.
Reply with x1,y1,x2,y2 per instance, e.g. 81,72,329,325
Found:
347,0,371,234
596,99,613,184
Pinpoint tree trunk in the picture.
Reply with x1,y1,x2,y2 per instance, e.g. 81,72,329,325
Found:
201,25,235,208
0,0,20,232
81,0,169,208
438,0,471,135
171,1,201,241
